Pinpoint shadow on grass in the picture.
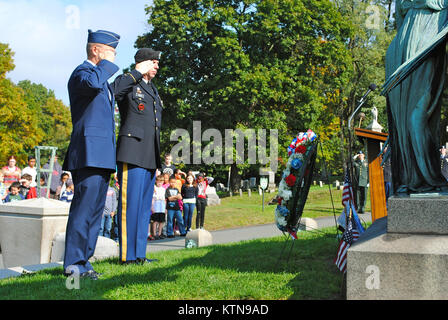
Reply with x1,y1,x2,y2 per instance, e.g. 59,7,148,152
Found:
0,229,344,300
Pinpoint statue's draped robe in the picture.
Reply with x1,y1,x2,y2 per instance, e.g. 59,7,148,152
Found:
386,0,448,192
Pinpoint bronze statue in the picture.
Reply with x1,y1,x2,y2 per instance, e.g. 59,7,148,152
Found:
385,0,448,193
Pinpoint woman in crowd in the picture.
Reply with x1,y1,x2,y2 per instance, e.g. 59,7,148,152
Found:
181,174,198,233
2,156,21,187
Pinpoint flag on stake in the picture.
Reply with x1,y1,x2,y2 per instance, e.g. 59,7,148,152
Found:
334,219,359,273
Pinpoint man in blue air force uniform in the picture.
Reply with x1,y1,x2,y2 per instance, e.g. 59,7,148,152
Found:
63,30,154,279
115,48,163,264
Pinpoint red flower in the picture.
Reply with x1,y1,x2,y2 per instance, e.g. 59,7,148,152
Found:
277,197,283,206
285,174,296,187
295,145,307,154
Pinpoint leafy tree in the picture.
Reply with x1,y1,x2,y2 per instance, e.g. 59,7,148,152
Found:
333,0,395,168
136,0,353,188
17,80,72,159
0,43,42,166
0,43,72,166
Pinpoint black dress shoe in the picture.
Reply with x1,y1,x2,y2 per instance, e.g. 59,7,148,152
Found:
80,270,99,280
136,258,158,265
91,270,103,277
119,260,137,265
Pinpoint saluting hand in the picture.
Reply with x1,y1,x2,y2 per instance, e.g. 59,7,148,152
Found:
100,49,116,63
135,60,154,75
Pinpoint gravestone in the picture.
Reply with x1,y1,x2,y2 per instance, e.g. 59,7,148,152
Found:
249,177,257,189
333,180,340,188
216,183,225,192
205,186,221,206
242,180,249,190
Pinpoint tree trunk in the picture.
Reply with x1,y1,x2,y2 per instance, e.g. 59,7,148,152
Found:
229,163,241,192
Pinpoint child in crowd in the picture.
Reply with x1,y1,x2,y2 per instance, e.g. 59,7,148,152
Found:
181,174,198,233
4,182,25,203
19,173,32,198
196,173,214,230
173,169,185,235
39,176,48,198
165,175,186,238
162,173,170,189
99,185,117,239
150,175,167,240
60,182,74,202
0,173,8,203
56,172,70,199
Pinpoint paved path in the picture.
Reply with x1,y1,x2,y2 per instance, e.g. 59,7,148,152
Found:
145,213,372,253
0,213,372,279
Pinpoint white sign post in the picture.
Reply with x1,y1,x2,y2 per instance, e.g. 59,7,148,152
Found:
260,177,268,212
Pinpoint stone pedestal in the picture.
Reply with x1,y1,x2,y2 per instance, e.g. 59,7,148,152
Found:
0,198,70,268
387,195,448,234
347,196,448,300
298,218,318,231
50,233,119,263
185,229,213,248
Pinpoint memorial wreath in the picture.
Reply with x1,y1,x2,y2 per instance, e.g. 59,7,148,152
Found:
275,129,318,239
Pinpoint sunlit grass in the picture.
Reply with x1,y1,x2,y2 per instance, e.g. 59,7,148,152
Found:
0,227,344,300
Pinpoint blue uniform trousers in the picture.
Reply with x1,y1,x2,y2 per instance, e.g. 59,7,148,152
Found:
117,162,156,262
63,167,111,274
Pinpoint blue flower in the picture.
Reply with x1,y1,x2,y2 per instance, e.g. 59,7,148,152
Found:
277,205,289,217
291,158,302,170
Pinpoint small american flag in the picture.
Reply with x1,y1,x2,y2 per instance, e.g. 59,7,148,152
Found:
341,169,354,208
334,220,360,273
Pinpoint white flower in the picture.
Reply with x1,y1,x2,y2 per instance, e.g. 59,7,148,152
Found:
278,179,289,197
277,216,287,226
280,189,292,201
291,152,304,160
275,209,287,227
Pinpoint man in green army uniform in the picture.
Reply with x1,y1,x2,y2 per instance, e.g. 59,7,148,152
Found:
353,151,368,214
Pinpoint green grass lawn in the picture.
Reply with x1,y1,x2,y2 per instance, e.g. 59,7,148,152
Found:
205,184,370,230
0,184,371,300
0,227,344,300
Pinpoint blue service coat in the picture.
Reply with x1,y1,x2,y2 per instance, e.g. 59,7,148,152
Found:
63,60,119,171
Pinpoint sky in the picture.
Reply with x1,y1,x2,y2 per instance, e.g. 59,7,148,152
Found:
0,0,153,105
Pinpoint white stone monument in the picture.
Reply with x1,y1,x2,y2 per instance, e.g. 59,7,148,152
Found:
205,186,221,206
366,106,383,132
0,198,70,268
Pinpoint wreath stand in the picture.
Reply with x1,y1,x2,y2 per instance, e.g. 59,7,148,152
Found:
277,139,340,265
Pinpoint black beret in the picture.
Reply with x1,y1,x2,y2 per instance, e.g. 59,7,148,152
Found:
134,48,161,63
